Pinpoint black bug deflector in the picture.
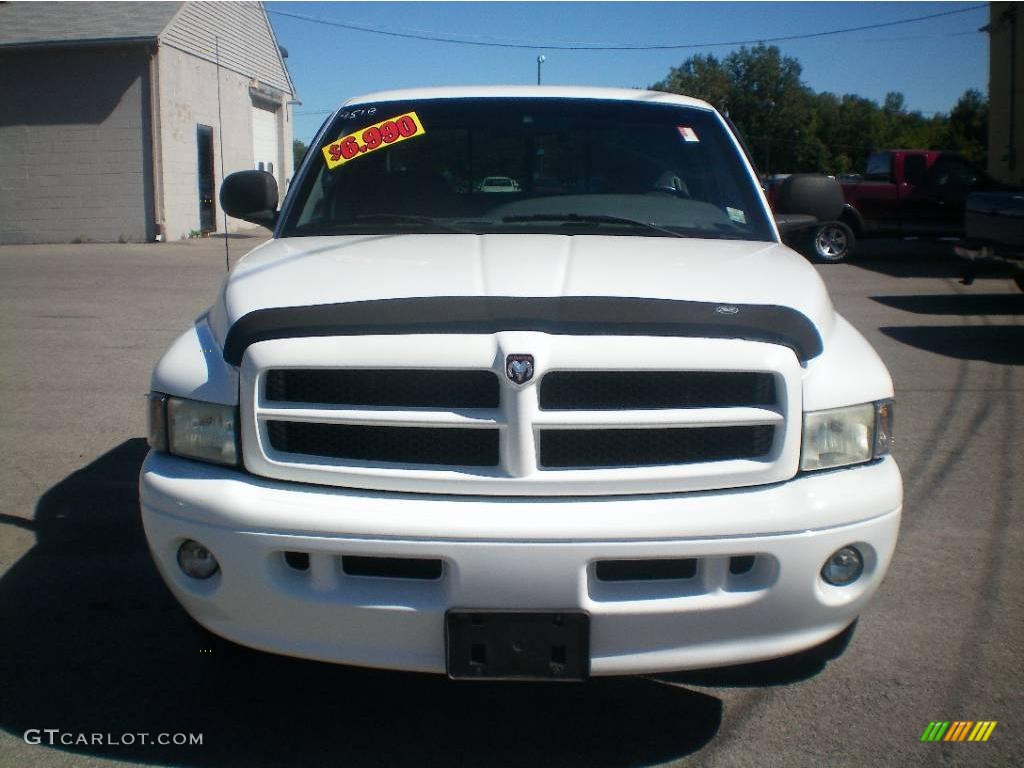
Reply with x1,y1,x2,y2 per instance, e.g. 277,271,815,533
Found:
223,296,823,366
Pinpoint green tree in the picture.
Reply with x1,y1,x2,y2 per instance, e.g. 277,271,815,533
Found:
882,92,905,116
944,89,989,163
293,139,309,169
652,49,988,175
651,54,731,112
728,45,815,173
653,45,818,173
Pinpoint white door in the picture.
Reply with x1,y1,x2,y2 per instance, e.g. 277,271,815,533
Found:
252,105,280,199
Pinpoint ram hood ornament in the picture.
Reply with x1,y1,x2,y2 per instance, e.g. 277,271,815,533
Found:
505,354,535,385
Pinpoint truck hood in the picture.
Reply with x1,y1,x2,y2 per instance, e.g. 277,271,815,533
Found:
212,234,835,362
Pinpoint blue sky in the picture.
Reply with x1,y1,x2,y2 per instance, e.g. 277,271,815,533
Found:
264,2,990,146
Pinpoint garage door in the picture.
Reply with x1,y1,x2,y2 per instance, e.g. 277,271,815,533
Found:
252,105,280,197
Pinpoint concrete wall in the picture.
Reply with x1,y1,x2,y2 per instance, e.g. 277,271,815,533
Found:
0,46,153,244
156,44,293,241
987,2,1024,185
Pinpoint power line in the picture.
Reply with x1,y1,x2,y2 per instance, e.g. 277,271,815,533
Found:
267,4,986,52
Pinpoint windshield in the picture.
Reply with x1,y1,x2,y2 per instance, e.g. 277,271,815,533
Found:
281,97,774,241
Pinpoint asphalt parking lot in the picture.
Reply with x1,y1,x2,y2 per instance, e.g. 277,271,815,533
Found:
0,234,1021,767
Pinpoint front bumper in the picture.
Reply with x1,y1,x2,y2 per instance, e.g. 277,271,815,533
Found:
140,452,902,676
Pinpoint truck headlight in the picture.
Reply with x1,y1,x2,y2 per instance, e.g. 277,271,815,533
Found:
801,400,893,471
148,393,239,466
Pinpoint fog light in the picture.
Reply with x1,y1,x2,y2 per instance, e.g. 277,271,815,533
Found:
177,540,220,579
821,546,863,586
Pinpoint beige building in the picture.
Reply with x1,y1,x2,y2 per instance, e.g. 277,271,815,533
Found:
0,1,297,244
985,2,1024,184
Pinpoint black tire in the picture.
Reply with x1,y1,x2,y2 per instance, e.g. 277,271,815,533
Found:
775,174,844,222
1014,270,1024,292
806,220,855,263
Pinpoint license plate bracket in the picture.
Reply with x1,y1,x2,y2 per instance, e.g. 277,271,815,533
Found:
446,611,590,681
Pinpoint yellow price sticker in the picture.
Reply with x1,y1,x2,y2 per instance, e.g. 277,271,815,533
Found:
322,111,426,169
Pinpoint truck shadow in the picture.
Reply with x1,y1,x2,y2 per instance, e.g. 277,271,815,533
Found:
871,293,1024,316
848,238,1016,281
879,326,1024,366
0,440,723,767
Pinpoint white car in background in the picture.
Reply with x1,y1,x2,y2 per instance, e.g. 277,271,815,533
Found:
477,175,520,192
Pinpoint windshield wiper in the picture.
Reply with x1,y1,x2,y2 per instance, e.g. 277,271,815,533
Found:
293,215,479,236
501,213,686,238
348,214,480,235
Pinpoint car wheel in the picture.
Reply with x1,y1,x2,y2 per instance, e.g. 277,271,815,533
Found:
807,221,855,263
1014,270,1024,292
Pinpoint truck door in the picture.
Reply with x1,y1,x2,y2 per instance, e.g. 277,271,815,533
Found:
896,152,933,234
852,152,901,234
912,155,980,235
900,153,979,236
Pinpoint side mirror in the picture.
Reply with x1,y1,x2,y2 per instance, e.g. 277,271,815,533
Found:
220,170,278,227
773,174,844,224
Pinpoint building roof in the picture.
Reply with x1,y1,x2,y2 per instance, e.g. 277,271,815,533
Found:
345,86,714,112
0,1,184,49
0,1,295,97
161,2,295,97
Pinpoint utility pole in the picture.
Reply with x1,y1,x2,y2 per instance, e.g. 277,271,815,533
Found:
537,55,546,85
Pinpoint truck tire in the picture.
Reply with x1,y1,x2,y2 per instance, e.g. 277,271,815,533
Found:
807,220,855,263
775,174,845,222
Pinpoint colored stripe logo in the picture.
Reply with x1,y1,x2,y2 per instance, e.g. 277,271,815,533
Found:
921,721,997,742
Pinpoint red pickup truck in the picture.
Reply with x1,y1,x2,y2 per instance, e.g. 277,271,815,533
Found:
769,151,997,263
814,150,1003,260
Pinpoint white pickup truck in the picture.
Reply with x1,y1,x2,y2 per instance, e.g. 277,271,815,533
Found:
141,86,901,681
